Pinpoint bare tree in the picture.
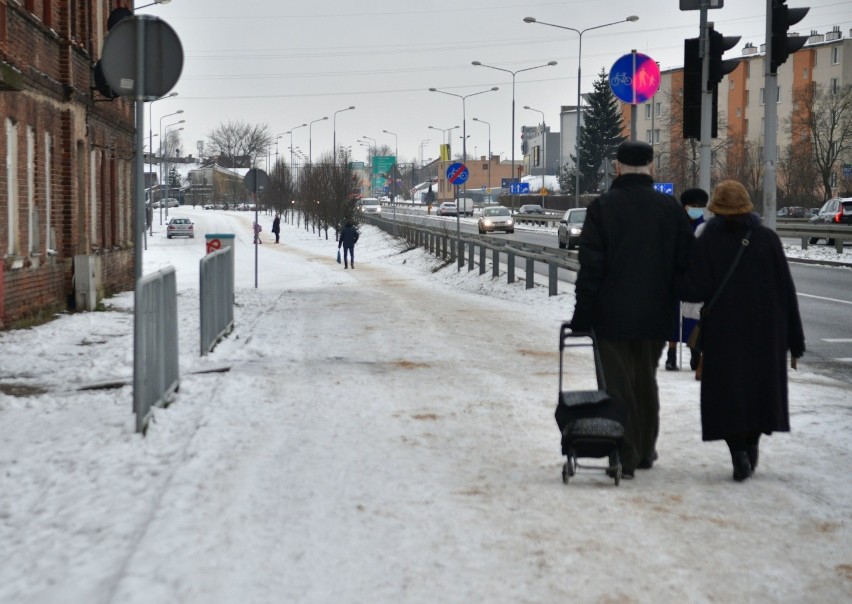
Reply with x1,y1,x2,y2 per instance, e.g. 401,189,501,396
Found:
790,83,852,200
719,135,764,211
206,120,274,169
777,142,821,207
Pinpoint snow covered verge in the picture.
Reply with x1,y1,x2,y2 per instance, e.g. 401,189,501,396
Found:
0,207,850,603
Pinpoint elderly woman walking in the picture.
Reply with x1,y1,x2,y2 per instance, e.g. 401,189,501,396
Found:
680,180,805,482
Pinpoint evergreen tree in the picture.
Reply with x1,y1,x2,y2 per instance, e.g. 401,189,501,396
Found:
569,68,626,194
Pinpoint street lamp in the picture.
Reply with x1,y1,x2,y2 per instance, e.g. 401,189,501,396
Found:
333,106,355,164
429,86,498,270
158,110,183,224
472,117,491,190
360,135,378,195
524,15,638,207
472,60,556,191
383,129,399,221
524,106,546,205
135,0,171,10
418,139,431,167
288,123,307,180
163,121,184,220
308,116,328,164
427,125,459,152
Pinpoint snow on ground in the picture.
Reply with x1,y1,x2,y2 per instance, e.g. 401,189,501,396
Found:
0,207,850,603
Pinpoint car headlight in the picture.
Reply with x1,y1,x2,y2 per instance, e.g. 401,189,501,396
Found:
376,207,381,212
506,219,513,225
483,219,492,226
569,227,582,235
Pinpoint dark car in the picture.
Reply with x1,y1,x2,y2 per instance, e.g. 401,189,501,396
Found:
557,208,587,250
808,197,852,244
517,204,544,214
777,206,806,218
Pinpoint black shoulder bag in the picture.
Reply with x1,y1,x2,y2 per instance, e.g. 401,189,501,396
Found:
687,229,752,356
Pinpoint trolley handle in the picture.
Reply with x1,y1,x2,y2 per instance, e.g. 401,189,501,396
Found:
558,321,608,392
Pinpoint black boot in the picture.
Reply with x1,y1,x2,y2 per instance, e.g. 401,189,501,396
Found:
732,451,752,482
747,445,759,473
689,347,700,371
665,347,679,371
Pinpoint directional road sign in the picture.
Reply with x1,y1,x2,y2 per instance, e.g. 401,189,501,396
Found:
509,182,530,195
609,52,661,105
446,162,469,185
653,182,675,195
244,168,268,193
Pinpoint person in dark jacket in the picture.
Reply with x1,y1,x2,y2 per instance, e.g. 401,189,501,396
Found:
272,214,281,243
338,222,359,269
679,180,805,482
570,141,694,478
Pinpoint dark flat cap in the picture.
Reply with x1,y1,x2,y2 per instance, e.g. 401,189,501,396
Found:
616,141,654,166
680,187,709,207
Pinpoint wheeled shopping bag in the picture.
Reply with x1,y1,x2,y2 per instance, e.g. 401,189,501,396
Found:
555,322,626,486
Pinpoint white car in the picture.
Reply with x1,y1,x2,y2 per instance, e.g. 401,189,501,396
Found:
359,198,382,214
477,206,514,234
437,202,457,216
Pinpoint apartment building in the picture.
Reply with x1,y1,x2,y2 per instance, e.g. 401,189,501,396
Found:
1,1,135,327
626,27,852,203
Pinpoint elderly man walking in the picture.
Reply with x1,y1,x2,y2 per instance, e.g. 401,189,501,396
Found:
570,141,694,479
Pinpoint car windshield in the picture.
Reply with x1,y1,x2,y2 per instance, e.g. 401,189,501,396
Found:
362,200,380,206
565,209,586,224
483,207,510,216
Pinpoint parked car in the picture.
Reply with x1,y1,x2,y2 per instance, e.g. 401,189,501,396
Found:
557,208,587,250
437,202,457,216
203,204,215,210
359,198,382,214
808,197,852,244
477,206,514,234
161,198,180,208
517,204,544,214
166,217,194,239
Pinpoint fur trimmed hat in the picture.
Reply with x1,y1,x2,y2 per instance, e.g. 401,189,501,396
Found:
680,187,709,207
616,141,653,166
708,180,753,215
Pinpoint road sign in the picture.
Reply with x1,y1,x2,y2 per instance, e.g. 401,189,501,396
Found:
446,162,469,185
680,0,723,9
100,15,183,100
501,178,519,189
509,182,530,195
609,52,660,105
539,187,549,196
653,182,675,195
244,168,268,193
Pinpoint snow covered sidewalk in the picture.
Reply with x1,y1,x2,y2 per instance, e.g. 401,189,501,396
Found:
1,209,850,603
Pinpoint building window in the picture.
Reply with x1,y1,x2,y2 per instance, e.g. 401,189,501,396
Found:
776,85,781,104
760,88,765,105
27,127,38,255
482,163,488,171
744,61,750,77
90,150,98,245
645,104,651,119
7,119,21,255
736,108,742,117
830,78,840,94
831,46,840,65
745,90,750,107
803,68,809,79
744,119,749,135
45,134,54,251
654,129,660,144
729,79,735,90
646,129,652,143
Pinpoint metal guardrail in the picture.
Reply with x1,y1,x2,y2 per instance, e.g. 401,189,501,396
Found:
200,247,235,356
363,215,577,296
134,266,180,433
776,224,850,254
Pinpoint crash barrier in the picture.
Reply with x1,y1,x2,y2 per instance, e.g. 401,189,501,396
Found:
200,246,235,356
134,267,180,434
779,224,851,255
362,215,579,297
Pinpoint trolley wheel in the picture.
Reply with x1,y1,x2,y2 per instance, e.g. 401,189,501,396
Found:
614,466,621,486
562,462,570,484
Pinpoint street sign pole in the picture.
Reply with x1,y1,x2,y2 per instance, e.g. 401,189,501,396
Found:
699,7,713,193
132,17,146,424
763,0,778,230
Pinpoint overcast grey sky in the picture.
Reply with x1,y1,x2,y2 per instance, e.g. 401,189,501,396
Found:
139,0,852,167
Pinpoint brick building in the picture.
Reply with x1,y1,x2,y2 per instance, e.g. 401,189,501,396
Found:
1,1,135,328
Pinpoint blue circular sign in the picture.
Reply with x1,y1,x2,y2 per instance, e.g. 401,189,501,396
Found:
609,53,661,105
446,162,469,185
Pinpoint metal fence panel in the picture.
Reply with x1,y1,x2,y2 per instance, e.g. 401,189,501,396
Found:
200,247,235,356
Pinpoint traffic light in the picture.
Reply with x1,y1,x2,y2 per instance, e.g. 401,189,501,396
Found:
770,0,810,73
708,27,741,87
683,37,702,139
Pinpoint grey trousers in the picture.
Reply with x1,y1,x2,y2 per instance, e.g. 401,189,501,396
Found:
598,338,666,472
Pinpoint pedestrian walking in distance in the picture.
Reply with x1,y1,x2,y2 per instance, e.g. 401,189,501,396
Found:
338,222,359,269
272,214,281,244
570,141,694,479
679,180,805,482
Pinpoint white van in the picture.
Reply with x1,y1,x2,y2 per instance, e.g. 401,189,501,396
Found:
457,198,474,216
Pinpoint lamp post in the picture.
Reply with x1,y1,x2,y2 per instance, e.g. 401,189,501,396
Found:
360,135,377,196
147,91,177,206
288,123,307,180
472,117,491,191
333,106,355,164
418,139,431,167
524,105,546,204
429,86,498,270
163,122,184,220
524,15,638,207
383,129,398,222
427,125,459,156
157,108,183,223
308,116,328,164
471,60,556,193
135,0,171,9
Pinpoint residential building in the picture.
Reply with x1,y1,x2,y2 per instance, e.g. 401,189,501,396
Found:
1,1,136,327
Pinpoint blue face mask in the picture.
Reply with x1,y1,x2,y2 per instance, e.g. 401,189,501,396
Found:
687,207,704,220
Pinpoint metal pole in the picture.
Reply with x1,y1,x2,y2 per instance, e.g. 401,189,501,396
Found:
133,15,146,427
575,32,583,207
763,0,778,230
699,12,713,192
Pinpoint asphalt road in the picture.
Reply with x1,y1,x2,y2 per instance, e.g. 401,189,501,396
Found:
393,210,851,384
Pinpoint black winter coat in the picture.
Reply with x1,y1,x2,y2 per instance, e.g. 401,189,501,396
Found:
339,224,359,248
679,213,805,441
572,173,694,340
